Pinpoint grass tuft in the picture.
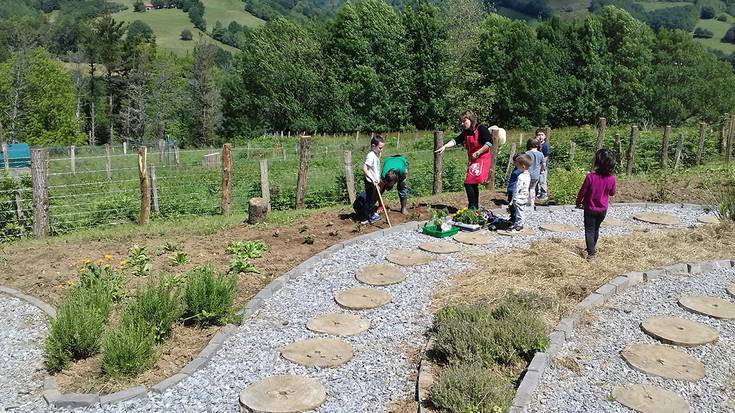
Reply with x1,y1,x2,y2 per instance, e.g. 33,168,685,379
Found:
183,264,237,326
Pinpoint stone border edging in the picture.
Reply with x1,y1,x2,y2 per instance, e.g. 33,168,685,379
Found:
507,258,735,413
0,285,56,318
42,221,425,408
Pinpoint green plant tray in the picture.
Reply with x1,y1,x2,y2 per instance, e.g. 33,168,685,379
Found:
422,225,460,238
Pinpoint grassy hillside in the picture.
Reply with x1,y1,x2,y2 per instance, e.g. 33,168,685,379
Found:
112,0,263,55
637,1,692,12
695,16,735,54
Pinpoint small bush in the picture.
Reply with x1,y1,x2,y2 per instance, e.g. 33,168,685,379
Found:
717,14,728,22
78,259,125,302
101,321,157,378
548,167,587,205
44,283,113,372
432,299,548,367
431,362,513,413
128,244,151,276
717,167,735,221
181,29,193,40
184,264,236,326
694,27,714,38
123,277,183,342
170,250,189,266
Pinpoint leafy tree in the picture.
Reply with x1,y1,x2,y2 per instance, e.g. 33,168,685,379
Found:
717,14,728,21
723,25,735,43
0,48,84,145
694,27,714,38
212,20,226,41
189,41,222,146
181,29,193,40
403,0,450,129
127,20,155,45
188,1,206,31
133,1,145,12
701,5,716,19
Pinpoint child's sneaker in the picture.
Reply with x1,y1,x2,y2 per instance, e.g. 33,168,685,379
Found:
368,213,382,224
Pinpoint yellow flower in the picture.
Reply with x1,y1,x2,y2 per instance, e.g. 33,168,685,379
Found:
83,259,92,265
104,255,113,260
104,263,110,269
79,268,86,273
97,258,104,264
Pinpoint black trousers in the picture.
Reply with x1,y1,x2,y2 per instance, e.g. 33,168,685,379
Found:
464,183,480,210
364,178,378,215
584,209,607,256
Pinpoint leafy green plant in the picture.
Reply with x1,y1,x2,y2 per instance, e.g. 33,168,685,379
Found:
649,169,674,202
431,362,513,413
452,208,484,225
228,254,260,274
170,250,190,267
123,277,183,342
101,321,157,378
159,241,179,255
78,258,125,302
128,244,151,276
548,167,587,205
226,240,267,258
183,264,237,326
303,234,315,244
428,207,449,227
44,283,114,372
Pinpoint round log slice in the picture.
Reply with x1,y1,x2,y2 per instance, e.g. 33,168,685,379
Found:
453,232,496,245
612,384,689,413
641,316,718,347
306,313,370,336
386,250,434,266
356,264,405,286
496,227,535,236
601,217,627,227
621,343,704,381
239,375,326,412
698,215,720,224
632,212,681,225
727,284,735,299
280,338,353,368
539,223,576,232
334,287,391,310
679,296,735,319
418,242,462,254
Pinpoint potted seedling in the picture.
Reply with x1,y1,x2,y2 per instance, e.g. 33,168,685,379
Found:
422,208,459,238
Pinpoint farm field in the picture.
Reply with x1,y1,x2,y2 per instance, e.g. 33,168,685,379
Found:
694,16,735,54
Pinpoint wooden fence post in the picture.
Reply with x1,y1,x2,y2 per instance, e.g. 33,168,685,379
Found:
696,122,706,165
30,148,49,238
158,139,164,163
174,145,180,169
396,131,401,148
104,143,112,179
661,125,671,168
488,128,499,190
569,142,576,163
344,150,356,205
2,143,8,172
722,114,728,155
123,140,127,156
727,113,735,163
614,133,622,157
595,117,606,152
295,136,310,209
673,133,684,170
506,142,517,179
69,145,76,175
355,131,360,143
433,131,444,195
13,179,25,238
260,159,271,211
626,126,638,175
138,146,150,225
149,164,159,214
220,143,232,215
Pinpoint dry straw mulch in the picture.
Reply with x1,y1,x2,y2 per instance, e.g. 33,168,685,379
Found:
434,223,735,328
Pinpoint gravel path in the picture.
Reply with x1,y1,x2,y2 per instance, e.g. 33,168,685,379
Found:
528,266,735,413
1,203,721,412
0,294,50,412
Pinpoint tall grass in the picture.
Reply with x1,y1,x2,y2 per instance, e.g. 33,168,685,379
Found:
183,264,237,326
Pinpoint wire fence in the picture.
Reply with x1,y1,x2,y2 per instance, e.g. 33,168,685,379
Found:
0,122,732,241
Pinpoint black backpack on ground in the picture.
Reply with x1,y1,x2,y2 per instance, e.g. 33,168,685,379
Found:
353,191,370,221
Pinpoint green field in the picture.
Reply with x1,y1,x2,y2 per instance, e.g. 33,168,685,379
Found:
496,6,537,23
549,0,590,19
111,0,263,55
637,1,693,12
694,17,735,54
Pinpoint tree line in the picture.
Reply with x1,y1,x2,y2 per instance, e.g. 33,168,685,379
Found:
1,0,735,148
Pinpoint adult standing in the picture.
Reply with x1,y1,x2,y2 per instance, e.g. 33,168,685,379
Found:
434,110,493,210
536,128,550,201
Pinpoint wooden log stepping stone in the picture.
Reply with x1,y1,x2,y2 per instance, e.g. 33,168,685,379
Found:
496,227,535,236
356,264,405,286
621,343,705,381
539,223,576,232
334,287,391,310
306,313,370,336
386,250,435,266
632,212,681,225
612,384,689,413
280,338,353,368
418,242,462,254
453,232,496,245
727,284,735,299
601,217,627,227
679,296,735,319
641,316,718,347
698,215,720,224
239,375,326,412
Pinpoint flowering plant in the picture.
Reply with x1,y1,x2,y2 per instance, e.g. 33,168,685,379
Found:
453,208,485,225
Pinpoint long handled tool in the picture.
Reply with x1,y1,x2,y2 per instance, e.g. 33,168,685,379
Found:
373,181,392,228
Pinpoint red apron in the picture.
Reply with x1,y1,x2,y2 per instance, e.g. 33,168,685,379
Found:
463,127,492,185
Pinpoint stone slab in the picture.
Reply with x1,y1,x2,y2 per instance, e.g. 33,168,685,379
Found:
612,384,689,413
687,261,715,274
99,386,147,405
663,263,689,275
698,215,720,224
281,338,353,368
595,283,616,299
511,370,540,408
576,292,605,311
46,393,99,408
306,313,370,336
418,242,462,254
239,375,326,413
151,373,188,394
621,343,705,381
539,223,576,232
632,212,681,225
609,276,630,293
601,217,627,227
527,352,549,376
453,232,496,245
356,264,406,286
623,272,644,286
641,315,719,347
728,284,735,299
180,357,208,375
334,287,391,310
386,250,434,266
497,227,535,236
679,296,735,319
643,269,665,282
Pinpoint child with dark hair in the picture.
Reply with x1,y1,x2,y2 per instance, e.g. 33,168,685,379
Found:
576,149,617,259
362,135,385,224
535,128,550,201
510,153,532,231
525,138,544,207
380,154,409,214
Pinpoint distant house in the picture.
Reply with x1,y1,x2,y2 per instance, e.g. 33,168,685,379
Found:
144,2,154,10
